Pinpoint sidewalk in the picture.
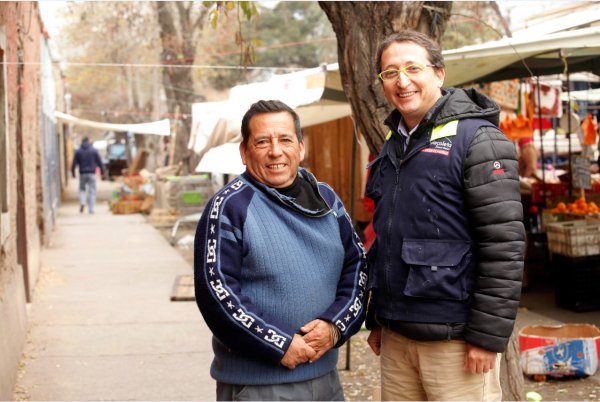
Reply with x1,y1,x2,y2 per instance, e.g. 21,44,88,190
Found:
13,178,215,401
13,177,600,401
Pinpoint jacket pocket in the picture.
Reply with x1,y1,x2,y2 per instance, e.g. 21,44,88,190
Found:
401,240,473,300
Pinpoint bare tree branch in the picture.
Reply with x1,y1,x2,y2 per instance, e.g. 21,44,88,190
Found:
489,1,512,37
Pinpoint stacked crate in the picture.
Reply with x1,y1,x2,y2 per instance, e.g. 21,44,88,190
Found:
547,220,600,311
165,175,215,216
546,220,600,257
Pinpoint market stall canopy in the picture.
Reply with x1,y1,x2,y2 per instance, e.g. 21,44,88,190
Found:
188,101,229,153
443,27,600,87
193,27,600,173
510,2,600,38
195,142,245,175
561,87,600,102
55,111,170,136
191,63,349,171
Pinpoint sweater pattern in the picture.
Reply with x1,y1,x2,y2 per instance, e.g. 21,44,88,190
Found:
195,169,367,384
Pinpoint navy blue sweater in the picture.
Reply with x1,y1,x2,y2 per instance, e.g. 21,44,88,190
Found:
194,169,367,385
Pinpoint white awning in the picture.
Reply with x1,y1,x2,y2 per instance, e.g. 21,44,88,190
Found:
561,87,600,102
443,27,600,86
195,142,244,175
191,64,351,171
55,111,170,136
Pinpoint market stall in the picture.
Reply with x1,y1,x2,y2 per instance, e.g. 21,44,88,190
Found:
442,27,600,308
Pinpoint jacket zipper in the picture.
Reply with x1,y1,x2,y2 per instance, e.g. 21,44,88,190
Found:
384,166,400,294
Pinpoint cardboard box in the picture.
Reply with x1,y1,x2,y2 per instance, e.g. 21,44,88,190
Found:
519,324,600,377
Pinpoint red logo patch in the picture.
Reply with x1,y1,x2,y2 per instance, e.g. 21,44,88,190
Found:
421,148,449,156
492,161,504,174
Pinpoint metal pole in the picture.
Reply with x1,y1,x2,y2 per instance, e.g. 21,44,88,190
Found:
345,119,359,371
566,70,573,196
536,78,547,206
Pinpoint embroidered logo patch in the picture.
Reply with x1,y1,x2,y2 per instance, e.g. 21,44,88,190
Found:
493,161,505,174
421,138,452,156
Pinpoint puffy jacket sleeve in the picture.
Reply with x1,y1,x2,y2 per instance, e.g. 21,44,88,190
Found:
462,125,525,353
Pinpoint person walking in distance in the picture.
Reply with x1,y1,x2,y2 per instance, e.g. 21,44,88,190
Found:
71,137,105,214
365,30,525,401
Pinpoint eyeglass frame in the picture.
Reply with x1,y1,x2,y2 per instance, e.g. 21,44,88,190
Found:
377,63,437,81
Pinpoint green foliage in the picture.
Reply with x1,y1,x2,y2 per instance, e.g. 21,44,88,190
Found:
239,1,258,20
197,1,337,91
248,1,337,68
207,1,257,28
55,2,162,126
442,2,506,50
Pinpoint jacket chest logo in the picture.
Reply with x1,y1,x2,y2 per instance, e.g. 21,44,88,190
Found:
421,138,453,156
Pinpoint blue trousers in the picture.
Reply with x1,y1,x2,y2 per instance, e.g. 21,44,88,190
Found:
216,369,344,401
79,173,97,214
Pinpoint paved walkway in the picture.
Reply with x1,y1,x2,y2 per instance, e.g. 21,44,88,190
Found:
13,178,215,401
13,176,600,400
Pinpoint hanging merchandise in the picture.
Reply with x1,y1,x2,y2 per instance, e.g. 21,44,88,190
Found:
582,113,598,146
500,114,512,136
558,107,582,137
531,81,562,118
512,114,533,139
500,113,533,141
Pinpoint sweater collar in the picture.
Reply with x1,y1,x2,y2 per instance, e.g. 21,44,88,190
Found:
241,168,331,217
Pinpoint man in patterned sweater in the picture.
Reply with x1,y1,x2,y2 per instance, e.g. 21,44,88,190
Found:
194,100,368,401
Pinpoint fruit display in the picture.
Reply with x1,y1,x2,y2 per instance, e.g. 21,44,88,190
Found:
549,197,599,214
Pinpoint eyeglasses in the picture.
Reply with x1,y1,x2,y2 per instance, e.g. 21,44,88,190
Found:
378,63,436,81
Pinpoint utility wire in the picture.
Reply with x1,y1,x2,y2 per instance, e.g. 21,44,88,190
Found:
2,61,307,71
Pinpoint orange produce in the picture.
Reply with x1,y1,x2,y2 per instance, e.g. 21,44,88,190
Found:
549,198,599,214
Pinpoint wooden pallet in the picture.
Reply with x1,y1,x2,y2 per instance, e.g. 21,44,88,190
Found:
170,274,195,302
147,209,178,227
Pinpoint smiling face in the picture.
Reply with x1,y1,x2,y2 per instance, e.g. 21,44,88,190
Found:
240,111,305,188
380,41,445,130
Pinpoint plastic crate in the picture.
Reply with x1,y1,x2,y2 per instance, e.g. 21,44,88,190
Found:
181,191,204,206
164,175,214,212
546,220,600,257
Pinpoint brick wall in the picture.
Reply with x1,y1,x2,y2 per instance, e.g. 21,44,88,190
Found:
0,2,44,399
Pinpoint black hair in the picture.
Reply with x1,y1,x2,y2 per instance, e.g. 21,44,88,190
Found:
375,30,445,75
240,100,302,146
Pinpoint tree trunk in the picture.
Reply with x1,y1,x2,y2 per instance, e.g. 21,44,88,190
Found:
500,331,525,401
318,1,452,155
154,1,205,174
318,2,525,399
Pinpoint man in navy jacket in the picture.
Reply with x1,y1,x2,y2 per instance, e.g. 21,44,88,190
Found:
71,137,105,214
365,30,525,401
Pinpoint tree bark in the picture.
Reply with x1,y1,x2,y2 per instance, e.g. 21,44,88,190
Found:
154,1,206,173
501,331,525,401
318,1,452,155
318,2,525,399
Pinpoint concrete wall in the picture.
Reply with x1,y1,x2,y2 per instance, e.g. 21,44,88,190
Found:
0,2,44,399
